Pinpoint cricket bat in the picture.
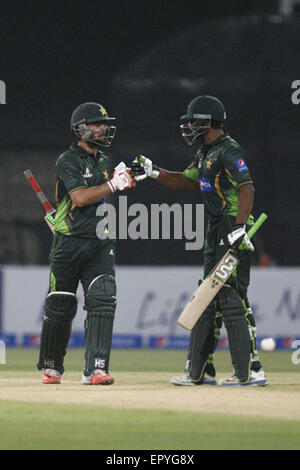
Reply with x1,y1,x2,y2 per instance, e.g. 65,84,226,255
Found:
24,170,56,232
177,213,268,330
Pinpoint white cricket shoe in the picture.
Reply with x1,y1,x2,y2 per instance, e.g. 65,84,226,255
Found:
218,369,269,387
170,371,216,386
81,369,114,385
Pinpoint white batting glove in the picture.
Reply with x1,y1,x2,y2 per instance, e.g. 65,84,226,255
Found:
227,224,254,252
107,162,136,193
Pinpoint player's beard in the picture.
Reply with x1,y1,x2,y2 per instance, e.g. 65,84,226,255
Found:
86,131,107,149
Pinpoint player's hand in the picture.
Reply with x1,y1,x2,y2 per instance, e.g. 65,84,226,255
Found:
131,155,160,181
130,158,147,181
227,224,254,252
107,162,136,193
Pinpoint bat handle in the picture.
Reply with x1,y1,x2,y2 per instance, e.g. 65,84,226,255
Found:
246,213,268,240
44,214,55,233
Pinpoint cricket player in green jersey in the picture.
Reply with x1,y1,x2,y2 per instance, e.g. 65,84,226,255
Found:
38,102,136,385
131,95,268,386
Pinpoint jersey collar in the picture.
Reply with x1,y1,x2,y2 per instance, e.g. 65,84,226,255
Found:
201,132,229,153
71,144,98,159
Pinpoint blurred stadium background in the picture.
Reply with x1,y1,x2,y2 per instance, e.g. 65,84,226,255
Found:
0,0,299,350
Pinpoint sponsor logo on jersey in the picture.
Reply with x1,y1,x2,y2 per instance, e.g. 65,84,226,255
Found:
234,159,248,172
200,177,213,192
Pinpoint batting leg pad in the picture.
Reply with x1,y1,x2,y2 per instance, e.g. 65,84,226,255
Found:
84,275,116,376
188,303,217,383
218,285,251,383
37,292,77,374
245,307,261,371
186,280,221,381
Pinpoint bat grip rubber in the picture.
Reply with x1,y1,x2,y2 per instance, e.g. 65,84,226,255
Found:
242,212,268,243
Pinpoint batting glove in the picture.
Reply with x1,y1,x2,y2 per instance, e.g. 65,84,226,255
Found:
131,155,160,181
227,224,254,252
107,162,136,193
130,158,147,181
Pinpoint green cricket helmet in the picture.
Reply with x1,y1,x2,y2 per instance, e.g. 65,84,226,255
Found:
71,102,116,147
180,95,226,145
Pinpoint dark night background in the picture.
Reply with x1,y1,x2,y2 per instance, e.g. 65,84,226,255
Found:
0,0,299,266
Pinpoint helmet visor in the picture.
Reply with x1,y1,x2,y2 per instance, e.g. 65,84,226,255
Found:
73,120,116,147
180,114,211,146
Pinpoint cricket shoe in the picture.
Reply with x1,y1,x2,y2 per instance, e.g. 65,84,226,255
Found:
218,369,269,387
81,369,115,385
42,369,61,384
170,371,216,386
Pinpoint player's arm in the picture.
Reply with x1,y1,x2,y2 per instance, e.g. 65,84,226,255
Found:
70,184,112,207
71,162,135,207
156,169,197,191
57,157,135,208
221,148,255,251
235,183,255,225
131,156,197,191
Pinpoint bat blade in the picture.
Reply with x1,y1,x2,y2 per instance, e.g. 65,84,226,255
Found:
177,213,268,331
177,250,238,330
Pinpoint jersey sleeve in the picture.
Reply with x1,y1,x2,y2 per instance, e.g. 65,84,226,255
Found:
183,158,199,184
56,153,88,194
221,146,253,189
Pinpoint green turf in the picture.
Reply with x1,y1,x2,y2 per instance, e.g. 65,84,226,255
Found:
1,348,300,450
2,347,297,373
0,400,300,450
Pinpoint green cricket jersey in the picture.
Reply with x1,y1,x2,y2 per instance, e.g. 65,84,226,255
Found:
54,144,110,237
184,133,254,223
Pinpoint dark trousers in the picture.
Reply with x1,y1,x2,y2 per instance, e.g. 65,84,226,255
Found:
187,215,259,381
204,214,252,303
49,234,116,298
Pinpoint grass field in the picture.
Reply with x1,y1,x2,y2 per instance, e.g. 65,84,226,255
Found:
0,348,300,450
